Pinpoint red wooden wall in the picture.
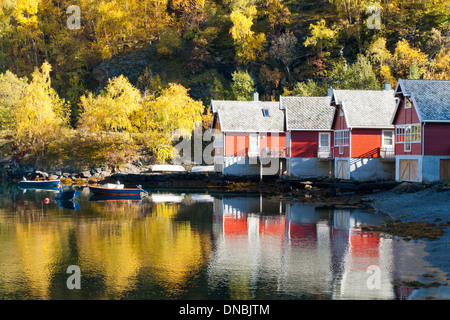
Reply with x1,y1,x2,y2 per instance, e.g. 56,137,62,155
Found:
351,129,381,158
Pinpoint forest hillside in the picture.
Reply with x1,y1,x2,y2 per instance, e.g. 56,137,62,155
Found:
0,0,448,170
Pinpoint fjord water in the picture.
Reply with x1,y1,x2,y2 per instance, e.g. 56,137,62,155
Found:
0,183,435,299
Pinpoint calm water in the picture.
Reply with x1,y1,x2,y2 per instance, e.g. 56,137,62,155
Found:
0,183,439,300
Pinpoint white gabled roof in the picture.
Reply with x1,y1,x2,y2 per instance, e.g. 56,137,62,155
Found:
281,96,334,131
332,89,396,129
210,100,285,132
395,79,450,122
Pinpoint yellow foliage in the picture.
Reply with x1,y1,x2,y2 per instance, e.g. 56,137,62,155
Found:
13,0,40,28
229,5,266,64
393,39,428,78
303,19,336,54
79,75,142,133
14,62,69,154
141,83,204,162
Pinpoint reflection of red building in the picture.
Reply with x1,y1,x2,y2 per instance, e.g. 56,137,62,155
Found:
287,223,317,242
349,231,380,272
259,216,285,236
223,213,248,236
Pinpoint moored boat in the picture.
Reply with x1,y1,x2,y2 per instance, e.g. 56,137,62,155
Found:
88,182,146,196
19,179,60,188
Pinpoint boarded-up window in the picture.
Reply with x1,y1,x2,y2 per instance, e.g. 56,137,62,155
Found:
440,159,450,180
337,160,349,179
399,159,419,182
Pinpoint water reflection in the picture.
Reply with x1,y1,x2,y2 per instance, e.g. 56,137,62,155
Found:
0,184,440,300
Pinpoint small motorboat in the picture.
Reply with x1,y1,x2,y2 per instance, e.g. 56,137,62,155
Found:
19,177,60,188
88,181,147,197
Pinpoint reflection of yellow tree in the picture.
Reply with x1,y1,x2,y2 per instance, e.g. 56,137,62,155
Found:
13,219,67,299
140,202,209,294
76,219,141,296
75,200,210,297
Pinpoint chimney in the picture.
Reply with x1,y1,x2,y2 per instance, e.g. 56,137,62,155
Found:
253,92,259,101
327,87,333,97
384,81,391,91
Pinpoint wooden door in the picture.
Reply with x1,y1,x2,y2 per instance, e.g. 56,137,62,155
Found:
399,159,419,182
440,159,450,179
337,160,349,179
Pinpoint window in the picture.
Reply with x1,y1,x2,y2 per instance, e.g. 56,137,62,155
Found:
405,97,412,109
248,134,260,156
339,108,344,117
262,109,270,117
396,126,405,143
319,133,330,148
395,124,421,149
412,125,421,142
382,131,393,148
405,127,411,152
334,130,349,146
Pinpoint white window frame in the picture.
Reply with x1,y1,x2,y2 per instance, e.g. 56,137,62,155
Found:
248,134,260,156
319,132,330,148
395,124,421,151
382,130,394,149
405,97,412,109
334,129,349,147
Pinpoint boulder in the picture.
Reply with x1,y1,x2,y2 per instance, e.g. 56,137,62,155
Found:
80,171,91,178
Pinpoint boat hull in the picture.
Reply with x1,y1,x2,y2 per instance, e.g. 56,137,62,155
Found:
88,186,142,196
19,180,60,188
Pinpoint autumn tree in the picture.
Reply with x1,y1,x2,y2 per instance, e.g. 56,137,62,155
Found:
303,19,337,56
229,0,266,65
393,39,428,79
0,71,28,130
78,75,142,134
14,62,69,157
367,37,396,85
135,83,204,162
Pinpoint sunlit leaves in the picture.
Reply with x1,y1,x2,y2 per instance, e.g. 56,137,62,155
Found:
303,19,337,55
229,1,266,65
14,62,69,154
79,75,142,133
141,83,204,162
0,71,28,130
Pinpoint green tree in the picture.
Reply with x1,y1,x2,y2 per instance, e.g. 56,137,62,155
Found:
230,70,255,101
328,54,380,90
291,80,326,97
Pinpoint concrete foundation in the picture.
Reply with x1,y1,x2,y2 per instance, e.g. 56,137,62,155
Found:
222,156,285,176
335,157,395,181
287,157,334,178
396,155,450,182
